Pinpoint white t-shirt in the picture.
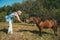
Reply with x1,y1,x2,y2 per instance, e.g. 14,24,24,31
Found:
5,12,20,22
9,12,19,18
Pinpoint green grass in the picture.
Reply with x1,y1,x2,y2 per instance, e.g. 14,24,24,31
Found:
0,22,60,40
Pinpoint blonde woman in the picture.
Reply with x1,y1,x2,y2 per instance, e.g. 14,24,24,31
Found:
5,10,22,34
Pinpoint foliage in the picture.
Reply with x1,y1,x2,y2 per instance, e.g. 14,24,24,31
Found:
0,0,60,24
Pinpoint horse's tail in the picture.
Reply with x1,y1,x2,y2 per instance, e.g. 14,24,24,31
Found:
54,20,57,26
52,20,57,36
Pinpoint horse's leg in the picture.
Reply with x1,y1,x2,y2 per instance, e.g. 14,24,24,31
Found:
37,24,42,36
38,27,42,36
39,27,42,36
52,26,57,36
36,24,42,36
54,26,57,36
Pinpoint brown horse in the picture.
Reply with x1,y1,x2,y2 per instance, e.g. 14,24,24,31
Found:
26,17,57,36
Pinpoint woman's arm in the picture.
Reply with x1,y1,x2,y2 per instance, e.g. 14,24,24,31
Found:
16,16,22,23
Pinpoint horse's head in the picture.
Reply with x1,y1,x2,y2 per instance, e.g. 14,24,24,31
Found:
26,17,34,23
26,16,41,24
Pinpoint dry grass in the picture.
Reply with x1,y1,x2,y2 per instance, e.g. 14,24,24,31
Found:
0,22,60,40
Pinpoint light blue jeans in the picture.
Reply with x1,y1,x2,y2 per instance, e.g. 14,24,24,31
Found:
5,15,13,34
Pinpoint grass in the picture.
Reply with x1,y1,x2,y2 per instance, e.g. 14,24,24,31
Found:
0,22,60,40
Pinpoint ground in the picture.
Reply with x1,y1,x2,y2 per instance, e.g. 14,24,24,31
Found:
0,22,60,40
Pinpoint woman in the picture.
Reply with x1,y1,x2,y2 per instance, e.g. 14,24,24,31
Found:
5,10,22,34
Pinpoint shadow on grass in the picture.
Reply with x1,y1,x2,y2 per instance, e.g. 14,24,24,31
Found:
0,28,8,34
18,30,54,36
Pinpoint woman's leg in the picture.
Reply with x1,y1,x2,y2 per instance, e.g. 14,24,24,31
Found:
8,20,13,34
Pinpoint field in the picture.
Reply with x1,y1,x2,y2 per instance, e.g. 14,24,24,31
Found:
0,22,60,40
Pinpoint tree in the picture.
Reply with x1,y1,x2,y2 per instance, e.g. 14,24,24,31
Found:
12,3,22,12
